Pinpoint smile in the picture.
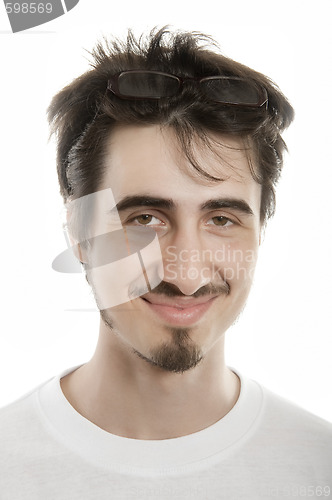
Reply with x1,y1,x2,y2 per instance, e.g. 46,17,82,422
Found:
140,295,219,326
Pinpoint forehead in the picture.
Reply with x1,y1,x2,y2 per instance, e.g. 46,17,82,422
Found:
102,124,261,211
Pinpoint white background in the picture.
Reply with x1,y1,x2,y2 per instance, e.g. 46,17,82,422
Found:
0,0,331,421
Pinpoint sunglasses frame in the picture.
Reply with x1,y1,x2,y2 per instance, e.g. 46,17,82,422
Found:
107,70,268,108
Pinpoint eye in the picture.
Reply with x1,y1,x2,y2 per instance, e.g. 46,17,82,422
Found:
128,214,165,226
207,216,234,228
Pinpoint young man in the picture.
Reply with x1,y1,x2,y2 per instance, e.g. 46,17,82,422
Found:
1,28,331,498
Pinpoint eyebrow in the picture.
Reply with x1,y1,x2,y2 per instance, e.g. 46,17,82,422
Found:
112,195,254,216
200,198,254,216
114,196,175,213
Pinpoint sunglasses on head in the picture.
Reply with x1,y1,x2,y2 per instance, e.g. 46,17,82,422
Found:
107,70,268,108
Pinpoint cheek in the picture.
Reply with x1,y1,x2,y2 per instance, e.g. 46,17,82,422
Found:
212,238,259,288
105,303,168,354
86,227,164,310
102,304,146,343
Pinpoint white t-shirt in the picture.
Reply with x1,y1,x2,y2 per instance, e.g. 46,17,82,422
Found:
0,366,331,499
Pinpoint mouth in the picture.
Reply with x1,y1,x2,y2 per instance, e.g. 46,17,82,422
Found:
140,294,219,326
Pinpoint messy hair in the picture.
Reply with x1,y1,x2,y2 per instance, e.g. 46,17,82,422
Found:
48,26,294,232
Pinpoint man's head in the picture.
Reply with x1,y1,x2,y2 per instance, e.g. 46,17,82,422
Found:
48,28,294,373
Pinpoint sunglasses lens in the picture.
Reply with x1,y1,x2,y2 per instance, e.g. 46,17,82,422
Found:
200,77,264,105
118,72,180,98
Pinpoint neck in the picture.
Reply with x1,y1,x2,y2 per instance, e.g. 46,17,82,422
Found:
60,321,240,440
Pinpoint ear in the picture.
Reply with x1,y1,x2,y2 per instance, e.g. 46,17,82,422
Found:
71,239,87,265
258,224,265,246
65,212,89,264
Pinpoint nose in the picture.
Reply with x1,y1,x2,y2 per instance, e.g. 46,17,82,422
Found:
162,230,215,296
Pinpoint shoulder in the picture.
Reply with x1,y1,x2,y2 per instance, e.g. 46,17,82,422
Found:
256,383,332,463
0,381,48,445
260,384,332,435
234,377,332,482
0,367,79,453
0,375,61,463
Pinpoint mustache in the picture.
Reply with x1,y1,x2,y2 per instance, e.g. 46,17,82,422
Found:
130,279,230,299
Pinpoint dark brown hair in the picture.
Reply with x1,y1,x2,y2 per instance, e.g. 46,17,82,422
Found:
48,27,294,229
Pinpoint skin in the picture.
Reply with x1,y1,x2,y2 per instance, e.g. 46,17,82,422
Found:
61,124,262,440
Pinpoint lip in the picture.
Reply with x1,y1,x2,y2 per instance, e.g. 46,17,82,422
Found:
141,294,219,326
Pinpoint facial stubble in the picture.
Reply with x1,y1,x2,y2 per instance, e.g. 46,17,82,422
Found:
100,309,203,374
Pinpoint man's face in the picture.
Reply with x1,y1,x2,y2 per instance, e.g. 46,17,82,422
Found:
85,125,261,373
